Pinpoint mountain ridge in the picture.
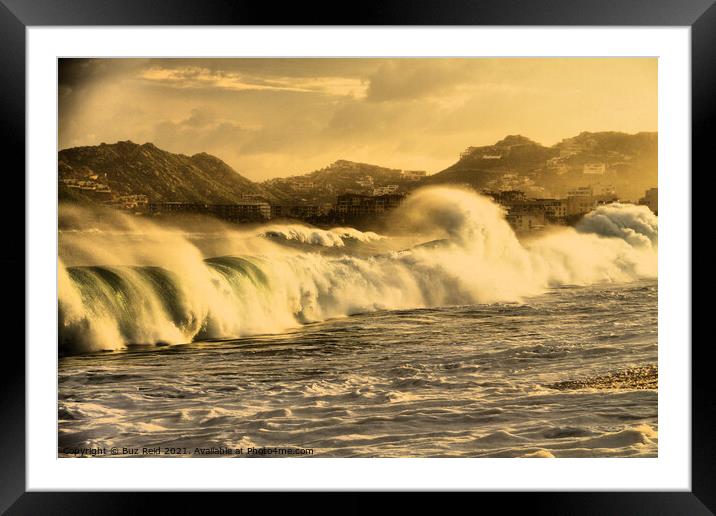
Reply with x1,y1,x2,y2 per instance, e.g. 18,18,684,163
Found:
426,131,657,200
58,131,657,205
59,140,271,204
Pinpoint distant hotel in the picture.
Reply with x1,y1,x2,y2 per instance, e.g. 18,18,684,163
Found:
148,200,271,222
336,193,404,221
484,183,619,232
565,184,618,217
271,204,328,220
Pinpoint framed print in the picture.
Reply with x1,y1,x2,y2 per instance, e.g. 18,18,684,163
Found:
3,0,710,513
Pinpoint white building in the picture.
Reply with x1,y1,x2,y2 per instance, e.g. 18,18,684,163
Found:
356,176,374,188
583,163,606,175
291,179,315,192
373,185,399,196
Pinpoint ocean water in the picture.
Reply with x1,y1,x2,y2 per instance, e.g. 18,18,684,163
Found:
58,280,657,458
58,188,658,458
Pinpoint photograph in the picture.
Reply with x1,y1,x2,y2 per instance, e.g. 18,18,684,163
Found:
57,57,658,459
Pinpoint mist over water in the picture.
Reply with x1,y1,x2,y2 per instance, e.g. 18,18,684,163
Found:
58,186,657,355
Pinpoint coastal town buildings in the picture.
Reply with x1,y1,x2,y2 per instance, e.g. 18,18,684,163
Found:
583,162,607,175
148,200,271,221
484,184,618,231
506,204,547,231
336,193,404,220
372,185,400,196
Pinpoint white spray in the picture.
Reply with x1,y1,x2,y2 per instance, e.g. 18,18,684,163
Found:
58,186,657,354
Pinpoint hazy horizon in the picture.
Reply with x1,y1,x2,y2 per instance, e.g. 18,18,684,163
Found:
59,58,657,181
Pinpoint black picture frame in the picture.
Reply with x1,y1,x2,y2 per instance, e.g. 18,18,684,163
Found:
2,0,708,513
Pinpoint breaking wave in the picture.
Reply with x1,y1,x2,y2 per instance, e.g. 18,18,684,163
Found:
258,224,383,248
58,186,657,354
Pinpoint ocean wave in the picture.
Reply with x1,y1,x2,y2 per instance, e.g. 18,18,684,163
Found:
59,186,657,354
258,224,383,247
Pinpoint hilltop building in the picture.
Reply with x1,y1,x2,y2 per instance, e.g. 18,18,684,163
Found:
290,179,315,192
373,185,399,196
583,162,606,175
460,147,479,159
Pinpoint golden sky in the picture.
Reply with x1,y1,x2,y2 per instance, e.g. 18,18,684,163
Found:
59,58,657,181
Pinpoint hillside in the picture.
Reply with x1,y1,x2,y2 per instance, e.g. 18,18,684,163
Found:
57,131,658,209
58,141,271,204
428,132,657,201
262,159,427,204
426,135,558,190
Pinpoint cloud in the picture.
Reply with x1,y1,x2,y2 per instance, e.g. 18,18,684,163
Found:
365,60,483,102
153,107,251,156
140,66,368,97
